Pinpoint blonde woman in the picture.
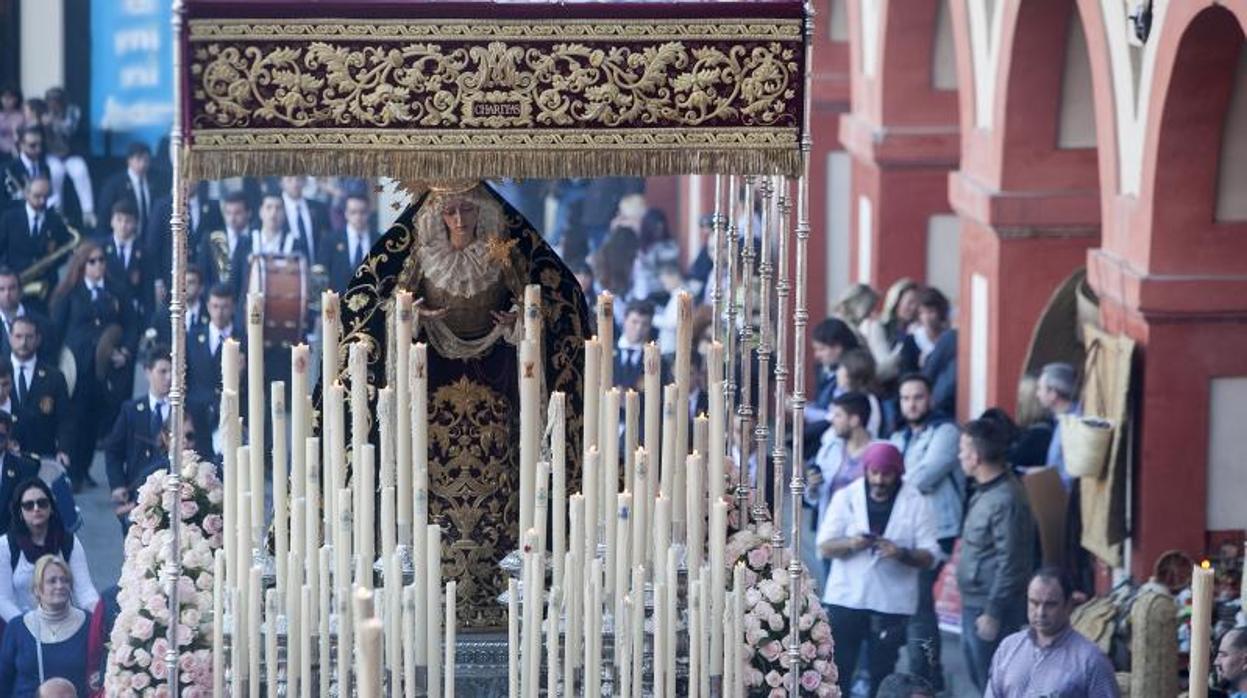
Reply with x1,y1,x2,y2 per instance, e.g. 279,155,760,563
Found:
0,555,89,697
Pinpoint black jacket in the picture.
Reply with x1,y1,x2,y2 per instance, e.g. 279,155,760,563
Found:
0,452,40,536
0,206,73,297
95,168,168,237
103,397,165,494
51,281,139,384
8,358,73,459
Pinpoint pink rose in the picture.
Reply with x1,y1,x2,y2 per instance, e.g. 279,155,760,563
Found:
801,669,822,690
818,683,836,697
177,622,193,646
131,615,155,641
747,547,770,569
770,689,787,698
767,613,785,632
746,668,765,687
812,619,831,641
800,640,818,661
765,670,784,688
760,640,783,662
131,672,151,690
153,686,171,698
202,514,223,534
151,656,168,680
818,639,833,657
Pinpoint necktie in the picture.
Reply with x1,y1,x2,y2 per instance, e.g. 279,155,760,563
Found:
27,161,36,179
297,205,309,246
16,365,28,405
152,400,164,433
89,283,99,302
121,243,130,269
352,236,364,267
139,181,149,220
30,214,39,237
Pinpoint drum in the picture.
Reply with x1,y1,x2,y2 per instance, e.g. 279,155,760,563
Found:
248,254,308,348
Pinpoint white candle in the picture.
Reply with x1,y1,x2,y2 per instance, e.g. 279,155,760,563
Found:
613,493,632,669
411,343,430,667
709,500,727,678
349,342,369,534
222,337,241,395
522,530,541,698
246,293,265,544
624,391,639,500
396,293,413,543
229,587,243,698
237,474,252,627
524,283,542,343
304,440,320,634
265,588,279,697
212,551,224,698
631,447,649,574
321,290,340,392
550,393,567,592
587,558,604,698
562,551,578,692
412,495,428,667
732,562,746,697
694,415,709,469
357,444,376,589
358,617,384,698
326,383,346,548
335,489,353,695
653,581,667,698
597,292,614,392
402,585,416,698
689,579,701,698
318,547,331,698
381,486,397,567
379,386,396,495
248,566,262,698
686,451,705,575
673,291,693,519
602,388,620,597
653,496,671,587
643,342,660,455
665,545,677,698
659,384,677,503
426,525,443,698
222,395,238,588
385,552,401,695
412,343,429,510
287,552,302,697
630,566,645,698
699,564,711,698
291,344,309,509
547,586,562,698
272,382,288,598
583,448,599,566
583,338,601,464
567,495,584,675
444,580,457,698
508,577,520,698
300,585,312,698
519,339,539,537
534,461,551,571
1191,563,1214,698
707,341,725,504
620,592,632,698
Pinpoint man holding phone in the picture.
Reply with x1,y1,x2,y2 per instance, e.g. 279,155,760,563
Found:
817,442,941,697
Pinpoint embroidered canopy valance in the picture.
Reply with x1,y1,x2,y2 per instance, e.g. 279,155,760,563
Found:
181,0,809,179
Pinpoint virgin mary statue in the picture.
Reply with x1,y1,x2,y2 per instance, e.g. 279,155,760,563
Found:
322,180,590,629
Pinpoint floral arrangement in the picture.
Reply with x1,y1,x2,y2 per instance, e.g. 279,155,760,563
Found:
104,452,224,697
727,522,839,698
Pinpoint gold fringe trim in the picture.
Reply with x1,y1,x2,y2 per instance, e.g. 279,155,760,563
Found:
184,148,802,181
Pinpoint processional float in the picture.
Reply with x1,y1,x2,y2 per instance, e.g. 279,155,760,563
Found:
152,0,819,694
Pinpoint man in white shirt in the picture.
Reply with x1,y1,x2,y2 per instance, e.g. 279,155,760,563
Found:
817,441,940,697
187,284,239,455
103,348,173,522
100,199,147,313
281,176,328,261
319,192,373,293
97,142,155,237
0,267,55,360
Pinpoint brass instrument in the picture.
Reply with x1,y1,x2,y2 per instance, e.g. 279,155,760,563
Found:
3,168,22,201
207,229,231,284
18,217,82,302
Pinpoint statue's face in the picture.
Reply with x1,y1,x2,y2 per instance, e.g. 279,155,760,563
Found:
441,199,478,243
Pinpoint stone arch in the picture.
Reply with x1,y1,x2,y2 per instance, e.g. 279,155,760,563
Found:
1140,4,1247,275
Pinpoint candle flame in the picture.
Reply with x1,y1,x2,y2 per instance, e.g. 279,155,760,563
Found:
1200,559,1212,570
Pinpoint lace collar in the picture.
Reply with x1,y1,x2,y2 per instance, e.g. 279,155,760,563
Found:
416,225,502,300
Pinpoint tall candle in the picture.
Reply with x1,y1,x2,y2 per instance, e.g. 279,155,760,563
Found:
222,398,238,588
321,290,340,393
689,580,701,698
335,489,353,695
248,566,262,698
630,566,645,698
624,391,639,496
318,546,332,698
534,462,551,571
265,588,279,697
583,448,600,566
212,551,224,698
326,383,346,548
357,444,376,589
550,393,567,591
222,337,241,395
732,562,746,697
602,388,621,596
653,581,667,698
597,292,614,393
699,564,711,698
237,470,252,626
358,618,384,698
379,387,396,493
613,492,632,668
304,439,320,633
631,447,649,573
1191,562,1214,698
300,585,312,698
229,587,243,697
381,486,397,567
583,338,601,461
707,341,725,504
547,586,562,698
567,495,585,674
562,551,578,692
245,294,265,533
426,525,443,698
396,293,413,542
287,551,302,698
694,415,709,467
643,342,660,450
660,384,677,503
665,545,677,698
686,451,705,574
272,382,288,597
444,580,457,698
349,343,369,523
620,592,633,698
412,343,429,647
291,345,309,507
508,577,520,698
402,586,416,698
709,500,727,678
523,529,543,698
519,339,539,537
412,495,428,667
587,558,604,698
673,291,693,516
385,551,401,693
653,495,671,586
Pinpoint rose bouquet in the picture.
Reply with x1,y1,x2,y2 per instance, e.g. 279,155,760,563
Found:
727,522,839,698
104,452,224,697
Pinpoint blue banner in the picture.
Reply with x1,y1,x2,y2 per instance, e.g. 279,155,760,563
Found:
89,0,173,157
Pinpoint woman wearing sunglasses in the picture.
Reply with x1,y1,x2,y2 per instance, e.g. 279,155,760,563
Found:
50,240,138,491
0,479,97,623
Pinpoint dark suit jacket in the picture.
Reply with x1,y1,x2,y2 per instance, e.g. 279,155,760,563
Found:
1,157,81,225
146,190,221,291
0,452,40,536
185,321,245,428
0,308,59,362
197,231,257,301
0,206,73,297
103,397,165,494
51,281,139,390
96,234,151,316
284,196,331,260
318,228,373,293
95,169,168,237
148,297,209,347
9,359,73,459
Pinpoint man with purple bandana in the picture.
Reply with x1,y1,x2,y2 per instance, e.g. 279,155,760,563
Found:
817,442,941,697
985,568,1119,697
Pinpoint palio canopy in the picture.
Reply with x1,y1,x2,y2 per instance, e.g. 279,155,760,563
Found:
181,0,808,179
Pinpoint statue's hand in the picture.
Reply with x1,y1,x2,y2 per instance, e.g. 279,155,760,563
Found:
491,309,519,328
413,297,449,320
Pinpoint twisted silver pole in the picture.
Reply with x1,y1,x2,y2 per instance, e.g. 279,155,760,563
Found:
770,177,791,560
166,0,188,693
723,176,746,527
788,3,815,694
710,174,724,341
754,177,774,531
737,176,756,527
